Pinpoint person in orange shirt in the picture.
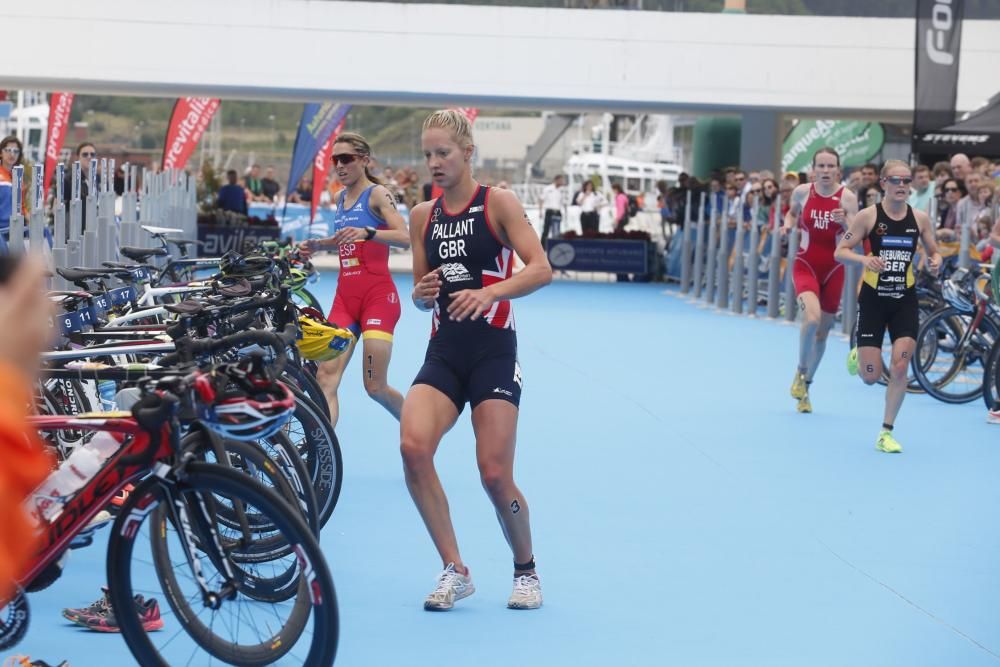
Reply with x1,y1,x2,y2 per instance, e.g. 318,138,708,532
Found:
0,255,56,605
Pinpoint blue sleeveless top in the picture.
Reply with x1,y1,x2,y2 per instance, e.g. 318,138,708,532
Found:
333,185,390,278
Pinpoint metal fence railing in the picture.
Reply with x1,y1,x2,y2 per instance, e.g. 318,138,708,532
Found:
4,162,199,291
670,188,983,337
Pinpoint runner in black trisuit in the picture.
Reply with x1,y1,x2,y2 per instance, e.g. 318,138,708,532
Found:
835,160,941,453
403,110,553,611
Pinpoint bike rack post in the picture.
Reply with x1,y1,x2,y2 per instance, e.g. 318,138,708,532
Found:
119,163,133,248
958,202,971,270
51,164,68,290
103,159,118,263
28,164,45,253
140,169,151,223
85,158,98,240
83,229,98,268
704,199,718,305
148,171,159,230
766,194,783,318
680,190,694,293
54,164,66,248
8,166,24,255
692,192,707,299
783,225,800,322
716,210,732,310
185,172,198,255
96,169,111,265
745,200,762,316
129,165,140,247
730,212,748,315
67,162,82,272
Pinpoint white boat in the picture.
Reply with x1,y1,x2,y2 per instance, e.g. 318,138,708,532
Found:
562,114,683,236
564,113,683,198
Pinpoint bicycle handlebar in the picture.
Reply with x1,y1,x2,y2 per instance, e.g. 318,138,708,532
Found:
159,321,297,368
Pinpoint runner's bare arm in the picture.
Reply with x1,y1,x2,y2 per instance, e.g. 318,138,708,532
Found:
838,188,859,228
409,202,439,311
782,184,808,233
487,188,552,301
835,207,877,268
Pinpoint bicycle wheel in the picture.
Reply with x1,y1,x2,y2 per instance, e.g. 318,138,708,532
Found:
292,287,323,313
982,340,1000,410
107,463,338,667
282,386,342,527
194,432,318,543
186,435,310,603
39,377,95,455
913,306,1000,403
282,362,331,420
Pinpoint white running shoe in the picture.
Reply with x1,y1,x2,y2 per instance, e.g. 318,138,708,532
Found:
424,563,474,611
987,409,1000,425
507,574,543,610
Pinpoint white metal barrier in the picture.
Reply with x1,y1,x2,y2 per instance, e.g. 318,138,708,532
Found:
5,163,199,290
675,187,982,340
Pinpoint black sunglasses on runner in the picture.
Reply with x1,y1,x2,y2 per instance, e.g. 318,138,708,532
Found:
884,176,912,186
331,153,361,166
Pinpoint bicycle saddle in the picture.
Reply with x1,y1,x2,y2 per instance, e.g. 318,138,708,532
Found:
120,246,168,263
167,238,204,250
102,261,147,271
216,278,252,298
163,300,206,315
57,267,113,285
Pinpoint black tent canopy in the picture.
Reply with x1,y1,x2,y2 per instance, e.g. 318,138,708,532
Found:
914,90,1000,155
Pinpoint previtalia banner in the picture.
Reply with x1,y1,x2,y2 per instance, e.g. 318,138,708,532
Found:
162,98,220,171
913,0,964,137
286,103,351,215
43,92,74,195
431,107,480,199
311,117,347,224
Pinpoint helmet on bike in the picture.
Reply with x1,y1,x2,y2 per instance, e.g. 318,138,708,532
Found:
284,268,310,292
296,309,355,361
219,251,275,279
196,362,296,441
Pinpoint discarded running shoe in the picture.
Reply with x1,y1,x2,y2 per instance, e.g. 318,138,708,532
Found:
67,589,163,632
62,587,111,624
2,657,69,667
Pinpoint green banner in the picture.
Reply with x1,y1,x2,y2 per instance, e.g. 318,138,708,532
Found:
780,120,885,174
